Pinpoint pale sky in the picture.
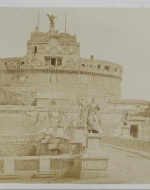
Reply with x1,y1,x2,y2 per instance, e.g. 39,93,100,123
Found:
0,8,150,101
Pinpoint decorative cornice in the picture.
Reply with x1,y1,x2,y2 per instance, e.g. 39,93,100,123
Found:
1,68,122,80
0,106,78,115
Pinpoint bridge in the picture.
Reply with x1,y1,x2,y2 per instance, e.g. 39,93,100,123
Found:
101,136,150,183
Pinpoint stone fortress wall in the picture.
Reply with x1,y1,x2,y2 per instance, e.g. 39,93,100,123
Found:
0,63,122,106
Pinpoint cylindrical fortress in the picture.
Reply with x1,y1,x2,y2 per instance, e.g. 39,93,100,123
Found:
0,59,122,107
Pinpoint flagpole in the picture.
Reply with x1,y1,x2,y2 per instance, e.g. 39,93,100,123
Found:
38,10,40,32
65,11,67,33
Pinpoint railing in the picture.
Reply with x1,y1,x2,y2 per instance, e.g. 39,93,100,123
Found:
102,136,150,152
0,155,80,179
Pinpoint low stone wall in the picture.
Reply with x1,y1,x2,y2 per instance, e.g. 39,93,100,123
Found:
0,155,80,179
102,136,150,152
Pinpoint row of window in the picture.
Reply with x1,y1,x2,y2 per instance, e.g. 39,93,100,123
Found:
45,57,63,66
44,58,121,73
81,64,121,73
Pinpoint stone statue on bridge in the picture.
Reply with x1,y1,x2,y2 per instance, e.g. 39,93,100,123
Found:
86,97,102,134
57,107,68,126
122,111,129,126
78,97,86,125
48,111,54,125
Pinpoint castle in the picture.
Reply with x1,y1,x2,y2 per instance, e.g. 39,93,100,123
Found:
0,14,150,151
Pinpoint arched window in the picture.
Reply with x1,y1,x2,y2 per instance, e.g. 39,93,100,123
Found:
114,67,119,73
104,66,110,72
98,65,101,69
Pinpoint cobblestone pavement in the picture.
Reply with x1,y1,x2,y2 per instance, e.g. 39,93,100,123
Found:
103,145,150,184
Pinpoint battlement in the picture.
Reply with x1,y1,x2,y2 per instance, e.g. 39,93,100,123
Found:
0,58,122,80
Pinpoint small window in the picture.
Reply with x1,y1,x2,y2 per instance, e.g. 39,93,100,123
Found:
104,66,110,72
81,64,85,67
114,67,119,72
98,65,101,69
34,46,37,53
21,62,25,65
51,58,56,66
57,58,62,66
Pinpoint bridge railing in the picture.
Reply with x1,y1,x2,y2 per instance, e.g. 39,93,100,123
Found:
102,136,150,152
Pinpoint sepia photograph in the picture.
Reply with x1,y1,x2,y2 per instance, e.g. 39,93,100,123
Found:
1,1,150,188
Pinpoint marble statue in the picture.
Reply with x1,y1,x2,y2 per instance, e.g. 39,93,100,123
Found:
86,97,101,133
78,97,86,125
122,111,128,126
57,107,67,125
48,111,54,125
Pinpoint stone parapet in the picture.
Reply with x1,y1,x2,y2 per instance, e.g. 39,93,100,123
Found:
1,66,122,80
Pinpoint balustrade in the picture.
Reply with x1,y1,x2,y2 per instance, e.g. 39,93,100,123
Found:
102,136,150,152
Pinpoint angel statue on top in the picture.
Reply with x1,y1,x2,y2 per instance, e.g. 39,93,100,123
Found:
47,14,57,26
86,97,102,134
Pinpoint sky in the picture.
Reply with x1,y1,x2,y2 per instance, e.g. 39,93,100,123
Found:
0,8,150,101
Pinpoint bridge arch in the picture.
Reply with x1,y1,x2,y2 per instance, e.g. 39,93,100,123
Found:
27,144,38,156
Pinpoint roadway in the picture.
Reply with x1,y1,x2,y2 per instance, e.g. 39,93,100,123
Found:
103,145,150,183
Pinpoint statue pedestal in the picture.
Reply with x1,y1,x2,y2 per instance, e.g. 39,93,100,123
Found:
73,124,86,144
80,133,109,179
56,124,65,137
0,158,17,179
47,125,54,134
34,157,54,178
70,124,86,155
70,141,82,155
120,125,133,139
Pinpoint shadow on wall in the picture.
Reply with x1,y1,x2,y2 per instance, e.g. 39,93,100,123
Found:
27,145,37,156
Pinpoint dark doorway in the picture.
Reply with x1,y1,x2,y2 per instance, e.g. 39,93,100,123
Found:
130,125,139,138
